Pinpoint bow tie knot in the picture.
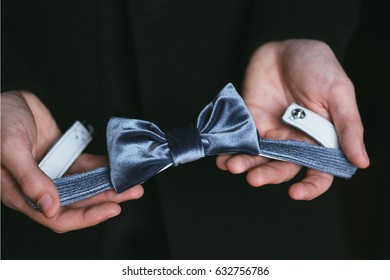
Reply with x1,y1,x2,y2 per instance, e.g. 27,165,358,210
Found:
166,124,205,166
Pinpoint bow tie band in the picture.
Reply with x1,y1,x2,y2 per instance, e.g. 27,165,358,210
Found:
30,83,357,208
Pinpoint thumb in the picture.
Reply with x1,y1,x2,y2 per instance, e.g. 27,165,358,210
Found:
329,84,370,169
3,150,61,218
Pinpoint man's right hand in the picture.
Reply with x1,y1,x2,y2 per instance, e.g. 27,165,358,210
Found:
1,91,144,233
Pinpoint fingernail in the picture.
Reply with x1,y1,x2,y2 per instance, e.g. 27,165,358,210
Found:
37,194,53,215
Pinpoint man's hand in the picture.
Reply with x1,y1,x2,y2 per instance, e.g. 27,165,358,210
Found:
1,91,143,232
217,40,369,200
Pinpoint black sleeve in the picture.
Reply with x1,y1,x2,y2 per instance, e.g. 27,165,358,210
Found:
1,41,49,103
247,0,363,61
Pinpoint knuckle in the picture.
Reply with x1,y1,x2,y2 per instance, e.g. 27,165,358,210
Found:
330,79,355,98
1,169,25,209
247,171,263,187
51,227,67,234
268,165,285,184
37,214,69,233
47,221,68,234
18,174,41,197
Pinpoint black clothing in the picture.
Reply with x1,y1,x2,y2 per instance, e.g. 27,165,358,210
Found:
2,0,374,259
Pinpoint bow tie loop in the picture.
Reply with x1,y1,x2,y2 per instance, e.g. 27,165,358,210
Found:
166,124,205,166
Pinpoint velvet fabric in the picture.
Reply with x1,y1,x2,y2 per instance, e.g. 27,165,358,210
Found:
107,83,261,192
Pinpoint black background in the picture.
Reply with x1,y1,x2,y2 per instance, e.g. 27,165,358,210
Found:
341,0,390,259
1,0,389,259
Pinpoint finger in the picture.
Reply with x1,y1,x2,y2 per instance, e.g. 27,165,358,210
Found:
68,185,144,208
2,150,60,218
328,82,370,168
67,153,109,174
288,169,334,200
216,154,233,170
1,167,67,229
1,167,32,211
2,167,123,233
33,203,122,233
21,92,62,160
225,154,269,174
246,161,301,187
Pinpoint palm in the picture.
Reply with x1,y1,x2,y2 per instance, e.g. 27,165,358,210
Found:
217,40,369,200
243,40,343,139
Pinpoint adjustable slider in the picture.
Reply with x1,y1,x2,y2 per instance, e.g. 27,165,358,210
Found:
282,103,340,149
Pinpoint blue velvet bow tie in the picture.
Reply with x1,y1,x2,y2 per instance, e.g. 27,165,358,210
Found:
32,83,357,208
107,83,264,193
